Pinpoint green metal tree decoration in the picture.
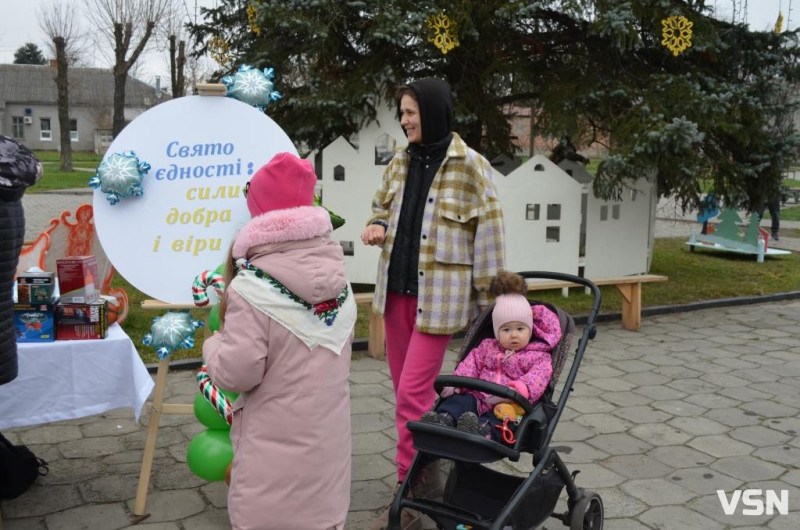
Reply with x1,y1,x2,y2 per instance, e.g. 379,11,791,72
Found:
743,212,763,247
715,207,743,241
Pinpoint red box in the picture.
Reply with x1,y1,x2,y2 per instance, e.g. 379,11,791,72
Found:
55,300,108,340
56,256,99,304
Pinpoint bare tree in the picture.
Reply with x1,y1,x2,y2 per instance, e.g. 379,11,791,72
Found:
39,0,83,171
169,35,187,98
160,1,187,98
84,0,171,137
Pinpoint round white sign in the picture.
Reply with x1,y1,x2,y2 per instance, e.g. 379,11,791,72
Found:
93,95,297,304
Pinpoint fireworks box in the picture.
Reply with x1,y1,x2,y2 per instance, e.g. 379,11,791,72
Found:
56,255,99,304
16,270,56,304
55,300,108,340
13,303,56,342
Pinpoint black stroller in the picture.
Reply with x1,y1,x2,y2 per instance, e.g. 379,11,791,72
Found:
392,272,604,530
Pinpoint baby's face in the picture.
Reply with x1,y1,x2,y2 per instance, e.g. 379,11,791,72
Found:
497,321,532,352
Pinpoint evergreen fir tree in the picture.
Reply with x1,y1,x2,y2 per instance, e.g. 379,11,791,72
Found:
189,1,800,211
13,43,47,65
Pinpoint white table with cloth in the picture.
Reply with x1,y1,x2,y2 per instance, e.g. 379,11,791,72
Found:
0,324,154,429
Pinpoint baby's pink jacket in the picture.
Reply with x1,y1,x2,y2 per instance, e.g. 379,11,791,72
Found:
454,304,562,415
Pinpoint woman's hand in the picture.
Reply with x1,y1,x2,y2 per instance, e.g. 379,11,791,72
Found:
361,224,386,246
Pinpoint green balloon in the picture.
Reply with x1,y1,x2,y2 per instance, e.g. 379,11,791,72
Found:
186,429,234,482
193,393,230,430
208,304,221,332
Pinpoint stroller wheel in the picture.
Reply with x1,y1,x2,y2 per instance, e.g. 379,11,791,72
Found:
569,492,603,530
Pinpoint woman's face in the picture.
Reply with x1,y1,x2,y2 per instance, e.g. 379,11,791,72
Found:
399,94,422,144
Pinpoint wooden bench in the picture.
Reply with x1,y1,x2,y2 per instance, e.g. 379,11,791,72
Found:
354,274,668,358
524,274,668,332
354,292,386,358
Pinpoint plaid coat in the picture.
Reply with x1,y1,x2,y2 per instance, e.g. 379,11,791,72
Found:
367,133,505,335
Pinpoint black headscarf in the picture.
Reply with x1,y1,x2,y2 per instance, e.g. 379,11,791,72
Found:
401,78,452,145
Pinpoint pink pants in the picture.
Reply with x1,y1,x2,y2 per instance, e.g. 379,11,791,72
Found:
384,292,452,481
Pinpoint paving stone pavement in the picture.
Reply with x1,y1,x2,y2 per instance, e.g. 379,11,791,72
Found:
21,189,94,243
2,300,799,529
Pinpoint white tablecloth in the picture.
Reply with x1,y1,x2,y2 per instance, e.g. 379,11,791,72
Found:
0,324,155,430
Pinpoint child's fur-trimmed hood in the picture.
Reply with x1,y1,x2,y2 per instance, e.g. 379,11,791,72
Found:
233,206,332,259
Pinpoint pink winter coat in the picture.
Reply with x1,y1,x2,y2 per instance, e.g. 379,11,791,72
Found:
203,206,354,530
454,304,562,416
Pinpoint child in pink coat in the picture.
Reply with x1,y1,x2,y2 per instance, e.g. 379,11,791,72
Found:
422,271,561,444
203,152,355,530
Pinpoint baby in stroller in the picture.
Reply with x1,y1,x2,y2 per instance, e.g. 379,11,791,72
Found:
421,271,562,445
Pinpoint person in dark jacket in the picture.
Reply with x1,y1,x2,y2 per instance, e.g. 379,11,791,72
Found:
0,136,42,385
361,79,505,530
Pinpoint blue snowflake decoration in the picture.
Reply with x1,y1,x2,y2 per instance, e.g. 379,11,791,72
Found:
89,150,150,205
143,311,204,360
221,64,282,111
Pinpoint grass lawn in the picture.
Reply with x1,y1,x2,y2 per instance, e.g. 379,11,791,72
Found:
115,236,800,364
775,207,800,222
29,151,102,193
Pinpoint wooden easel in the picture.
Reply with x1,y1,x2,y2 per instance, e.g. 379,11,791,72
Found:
131,83,227,523
131,83,249,522
132,300,210,523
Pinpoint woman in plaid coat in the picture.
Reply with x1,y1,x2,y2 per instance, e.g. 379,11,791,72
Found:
361,79,505,529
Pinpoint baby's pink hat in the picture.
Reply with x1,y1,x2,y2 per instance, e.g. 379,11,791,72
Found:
246,152,316,217
492,294,533,338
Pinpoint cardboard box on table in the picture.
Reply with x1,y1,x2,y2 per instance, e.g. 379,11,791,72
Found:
16,270,56,304
55,300,109,340
56,255,99,304
13,302,56,342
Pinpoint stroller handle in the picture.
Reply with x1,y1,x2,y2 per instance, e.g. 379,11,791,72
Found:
516,271,602,325
434,375,533,415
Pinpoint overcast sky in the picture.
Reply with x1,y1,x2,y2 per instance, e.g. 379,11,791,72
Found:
0,0,793,88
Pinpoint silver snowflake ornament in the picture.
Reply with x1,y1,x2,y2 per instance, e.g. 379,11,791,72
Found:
89,150,150,205
222,64,282,111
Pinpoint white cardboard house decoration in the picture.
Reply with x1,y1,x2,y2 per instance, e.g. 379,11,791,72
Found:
316,105,657,285
317,106,406,284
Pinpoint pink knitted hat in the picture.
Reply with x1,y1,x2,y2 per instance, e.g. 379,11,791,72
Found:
492,294,533,338
246,152,316,217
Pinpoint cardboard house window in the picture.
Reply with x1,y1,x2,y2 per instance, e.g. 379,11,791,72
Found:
333,165,345,181
612,204,621,220
374,133,395,165
40,118,52,141
547,204,561,220
340,241,354,256
600,205,608,221
526,203,540,221
12,117,24,139
546,226,560,242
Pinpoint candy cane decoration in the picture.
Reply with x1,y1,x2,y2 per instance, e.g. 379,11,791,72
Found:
192,270,226,307
197,365,233,425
